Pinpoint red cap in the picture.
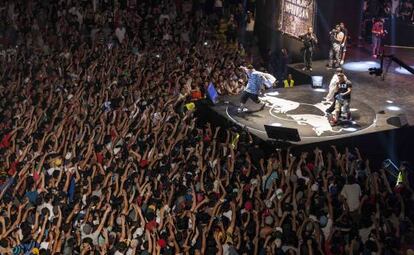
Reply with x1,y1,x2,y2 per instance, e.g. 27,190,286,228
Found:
145,220,158,232
33,171,40,182
244,201,253,211
157,239,167,248
140,160,149,168
204,135,211,142
196,193,204,203
137,196,143,206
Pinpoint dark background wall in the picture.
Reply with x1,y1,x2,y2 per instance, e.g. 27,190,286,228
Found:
384,19,414,47
255,0,364,63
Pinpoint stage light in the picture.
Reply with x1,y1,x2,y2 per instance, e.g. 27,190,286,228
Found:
313,88,327,92
344,127,358,132
271,122,283,127
264,91,280,96
342,61,380,72
387,105,401,111
386,100,394,104
395,66,414,75
311,76,323,88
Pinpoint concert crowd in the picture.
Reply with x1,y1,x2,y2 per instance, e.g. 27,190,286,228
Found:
1,0,414,255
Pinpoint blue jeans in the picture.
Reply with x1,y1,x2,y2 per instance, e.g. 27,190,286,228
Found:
372,35,382,55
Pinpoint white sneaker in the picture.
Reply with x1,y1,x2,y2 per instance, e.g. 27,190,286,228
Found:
242,107,248,112
237,107,242,113
259,99,268,105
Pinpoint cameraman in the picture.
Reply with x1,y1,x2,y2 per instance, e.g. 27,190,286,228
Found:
328,25,343,69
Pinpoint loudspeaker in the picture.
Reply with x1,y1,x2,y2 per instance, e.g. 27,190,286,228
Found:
311,76,323,88
264,125,301,142
386,114,408,127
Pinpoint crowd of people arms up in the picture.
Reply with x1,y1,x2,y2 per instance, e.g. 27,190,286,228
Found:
0,0,413,254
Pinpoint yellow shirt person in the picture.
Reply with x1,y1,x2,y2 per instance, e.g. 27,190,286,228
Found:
283,74,294,88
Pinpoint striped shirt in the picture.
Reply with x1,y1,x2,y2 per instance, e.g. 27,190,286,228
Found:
14,240,40,255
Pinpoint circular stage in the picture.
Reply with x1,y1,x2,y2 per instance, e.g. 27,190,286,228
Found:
225,88,377,139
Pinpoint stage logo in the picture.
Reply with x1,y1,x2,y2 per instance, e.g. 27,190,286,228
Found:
261,94,342,136
278,0,315,38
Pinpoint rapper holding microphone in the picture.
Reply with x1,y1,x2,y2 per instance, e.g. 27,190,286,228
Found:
238,65,276,113
299,26,318,71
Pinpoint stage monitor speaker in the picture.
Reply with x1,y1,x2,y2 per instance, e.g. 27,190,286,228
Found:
264,125,301,142
311,76,323,88
386,114,408,127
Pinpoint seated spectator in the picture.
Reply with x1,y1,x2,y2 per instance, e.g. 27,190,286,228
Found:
283,74,295,88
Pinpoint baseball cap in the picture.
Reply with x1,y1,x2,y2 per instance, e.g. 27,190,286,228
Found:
276,189,283,199
265,215,274,225
83,224,92,235
157,239,167,249
319,215,328,227
223,210,232,220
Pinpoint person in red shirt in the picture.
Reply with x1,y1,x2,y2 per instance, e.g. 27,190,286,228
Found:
371,18,385,58
0,132,12,149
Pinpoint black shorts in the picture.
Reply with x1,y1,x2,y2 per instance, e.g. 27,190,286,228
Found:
240,91,260,104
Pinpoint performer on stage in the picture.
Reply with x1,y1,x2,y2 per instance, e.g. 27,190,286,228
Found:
325,68,347,102
328,73,352,126
372,18,385,58
238,65,276,113
328,25,344,69
299,27,318,71
339,22,348,65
